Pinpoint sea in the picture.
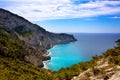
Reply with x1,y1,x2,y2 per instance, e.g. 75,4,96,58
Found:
44,33,120,71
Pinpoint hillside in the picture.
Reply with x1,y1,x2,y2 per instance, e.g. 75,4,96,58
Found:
0,29,54,80
0,8,76,67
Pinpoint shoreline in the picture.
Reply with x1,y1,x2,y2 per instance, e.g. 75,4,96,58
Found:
43,52,51,69
43,60,49,69
46,51,51,56
43,41,76,70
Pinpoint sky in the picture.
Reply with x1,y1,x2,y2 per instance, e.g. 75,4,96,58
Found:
0,0,120,33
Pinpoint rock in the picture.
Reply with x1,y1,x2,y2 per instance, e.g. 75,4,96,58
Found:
71,58,120,80
115,39,120,47
25,55,44,67
109,71,120,80
42,56,51,61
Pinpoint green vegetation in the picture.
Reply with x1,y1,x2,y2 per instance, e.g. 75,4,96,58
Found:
19,32,32,37
54,59,97,80
0,29,27,59
0,56,53,80
0,29,54,80
103,47,120,65
0,28,120,80
14,26,32,37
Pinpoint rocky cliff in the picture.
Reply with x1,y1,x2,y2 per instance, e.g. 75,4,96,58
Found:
0,8,76,67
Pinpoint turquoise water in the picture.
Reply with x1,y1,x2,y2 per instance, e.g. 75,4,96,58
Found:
45,33,120,71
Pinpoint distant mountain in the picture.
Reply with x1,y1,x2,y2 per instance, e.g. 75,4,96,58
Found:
0,8,76,67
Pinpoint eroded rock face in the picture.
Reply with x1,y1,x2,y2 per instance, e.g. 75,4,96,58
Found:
0,8,77,67
25,55,44,67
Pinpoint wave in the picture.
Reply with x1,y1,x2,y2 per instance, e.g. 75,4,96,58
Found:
43,61,48,69
43,51,52,69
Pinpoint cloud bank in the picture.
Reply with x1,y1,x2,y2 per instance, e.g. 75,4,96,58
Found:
0,0,120,21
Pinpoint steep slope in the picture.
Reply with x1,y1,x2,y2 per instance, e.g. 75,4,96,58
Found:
0,8,76,49
0,29,55,80
0,8,76,67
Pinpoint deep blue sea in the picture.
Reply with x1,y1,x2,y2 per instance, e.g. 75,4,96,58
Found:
44,33,120,71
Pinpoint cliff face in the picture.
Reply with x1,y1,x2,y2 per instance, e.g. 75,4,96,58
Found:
0,8,76,67
0,8,76,49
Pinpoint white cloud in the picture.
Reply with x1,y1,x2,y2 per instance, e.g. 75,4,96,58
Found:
111,16,120,19
1,0,120,21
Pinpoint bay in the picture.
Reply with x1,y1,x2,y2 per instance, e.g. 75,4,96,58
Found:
44,33,120,71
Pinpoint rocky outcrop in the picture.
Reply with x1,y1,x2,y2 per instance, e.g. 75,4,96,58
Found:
72,58,120,80
116,39,120,47
0,8,76,67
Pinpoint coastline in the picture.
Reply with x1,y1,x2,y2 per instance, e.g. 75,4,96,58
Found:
43,52,51,69
46,51,51,56
42,37,77,69
43,44,59,69
43,61,49,69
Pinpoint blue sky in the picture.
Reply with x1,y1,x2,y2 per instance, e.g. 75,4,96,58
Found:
0,0,120,33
